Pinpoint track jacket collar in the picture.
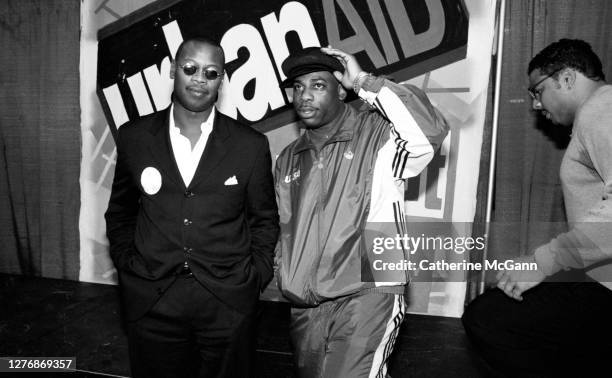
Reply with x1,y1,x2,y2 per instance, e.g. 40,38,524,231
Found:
293,104,354,154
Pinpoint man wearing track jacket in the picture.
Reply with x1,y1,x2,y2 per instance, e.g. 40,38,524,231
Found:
275,46,449,378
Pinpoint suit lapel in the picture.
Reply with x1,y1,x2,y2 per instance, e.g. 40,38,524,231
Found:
188,110,230,189
147,108,185,189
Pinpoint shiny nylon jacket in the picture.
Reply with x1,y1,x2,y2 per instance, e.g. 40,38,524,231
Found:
275,77,449,307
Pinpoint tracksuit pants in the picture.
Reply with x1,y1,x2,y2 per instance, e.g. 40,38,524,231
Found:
290,291,406,378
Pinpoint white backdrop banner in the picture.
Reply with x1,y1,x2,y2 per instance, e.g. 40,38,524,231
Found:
80,0,497,317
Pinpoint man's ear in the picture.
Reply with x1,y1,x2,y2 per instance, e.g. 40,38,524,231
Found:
560,69,576,90
170,60,176,79
338,84,347,101
218,70,226,90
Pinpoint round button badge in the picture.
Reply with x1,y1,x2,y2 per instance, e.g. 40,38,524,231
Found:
140,167,162,195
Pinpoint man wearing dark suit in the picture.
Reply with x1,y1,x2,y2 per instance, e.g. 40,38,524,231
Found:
105,37,279,378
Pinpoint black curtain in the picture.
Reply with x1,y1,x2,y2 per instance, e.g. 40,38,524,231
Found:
0,0,81,279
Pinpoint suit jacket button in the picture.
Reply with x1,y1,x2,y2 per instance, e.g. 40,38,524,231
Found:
184,190,194,198
183,218,192,226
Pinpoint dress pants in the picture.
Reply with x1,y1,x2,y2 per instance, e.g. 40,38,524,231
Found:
126,272,256,378
462,281,612,377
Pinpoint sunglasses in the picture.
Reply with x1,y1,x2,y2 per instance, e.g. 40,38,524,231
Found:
527,68,562,101
179,63,223,80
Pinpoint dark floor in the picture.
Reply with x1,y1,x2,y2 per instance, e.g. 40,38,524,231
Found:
0,273,484,378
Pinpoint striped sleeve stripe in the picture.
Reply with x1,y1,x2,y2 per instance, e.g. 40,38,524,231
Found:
370,294,407,378
393,201,406,233
393,202,411,285
376,87,434,179
369,85,435,179
390,126,410,177
395,148,409,177
391,127,401,172
392,202,407,251
392,202,401,235
374,97,389,119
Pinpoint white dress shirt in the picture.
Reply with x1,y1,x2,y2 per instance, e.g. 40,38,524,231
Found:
169,105,215,187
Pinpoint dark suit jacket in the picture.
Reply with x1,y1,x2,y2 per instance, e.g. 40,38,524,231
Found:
105,107,279,321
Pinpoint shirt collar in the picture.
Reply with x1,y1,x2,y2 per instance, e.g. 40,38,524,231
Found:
169,104,216,135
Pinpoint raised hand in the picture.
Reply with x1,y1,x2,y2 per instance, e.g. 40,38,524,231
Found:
320,46,364,90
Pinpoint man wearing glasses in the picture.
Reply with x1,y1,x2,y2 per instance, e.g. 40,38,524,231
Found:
463,39,612,376
105,37,279,378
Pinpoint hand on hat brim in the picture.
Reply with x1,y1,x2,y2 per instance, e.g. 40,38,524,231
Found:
320,46,363,90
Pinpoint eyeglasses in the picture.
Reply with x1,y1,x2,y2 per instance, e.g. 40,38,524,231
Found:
179,63,223,80
527,68,562,100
